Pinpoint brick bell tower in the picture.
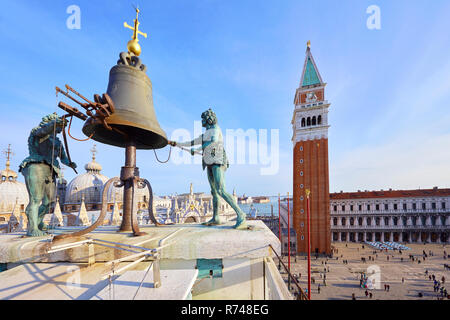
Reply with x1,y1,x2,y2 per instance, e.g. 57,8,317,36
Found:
292,41,331,255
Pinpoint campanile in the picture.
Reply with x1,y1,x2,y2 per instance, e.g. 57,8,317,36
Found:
292,42,331,255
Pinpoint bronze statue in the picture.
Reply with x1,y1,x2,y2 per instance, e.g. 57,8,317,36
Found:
19,114,77,236
171,109,247,229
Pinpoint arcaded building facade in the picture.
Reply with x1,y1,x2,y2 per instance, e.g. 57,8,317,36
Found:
330,188,450,244
292,42,331,255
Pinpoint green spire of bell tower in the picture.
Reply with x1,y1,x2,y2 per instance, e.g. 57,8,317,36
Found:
302,57,321,87
300,41,323,88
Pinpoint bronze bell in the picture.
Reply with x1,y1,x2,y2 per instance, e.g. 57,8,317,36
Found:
82,53,168,149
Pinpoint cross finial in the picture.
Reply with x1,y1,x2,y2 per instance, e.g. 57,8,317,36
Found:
90,144,97,161
3,144,13,161
123,7,148,56
2,144,14,168
307,40,311,48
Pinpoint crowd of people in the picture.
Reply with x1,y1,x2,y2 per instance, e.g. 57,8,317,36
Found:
425,272,449,299
282,243,449,300
353,245,449,300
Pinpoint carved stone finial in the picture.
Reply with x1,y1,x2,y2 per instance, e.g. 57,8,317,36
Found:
90,144,97,161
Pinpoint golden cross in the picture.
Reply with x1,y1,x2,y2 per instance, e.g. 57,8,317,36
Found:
2,144,14,162
307,40,311,48
124,8,147,42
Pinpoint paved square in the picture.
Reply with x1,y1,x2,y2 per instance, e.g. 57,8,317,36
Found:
277,243,449,300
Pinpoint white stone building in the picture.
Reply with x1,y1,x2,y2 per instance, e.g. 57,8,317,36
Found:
62,151,109,213
330,188,450,244
157,183,238,224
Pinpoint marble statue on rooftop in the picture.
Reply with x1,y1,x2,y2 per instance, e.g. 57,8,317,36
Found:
19,113,77,236
170,108,247,229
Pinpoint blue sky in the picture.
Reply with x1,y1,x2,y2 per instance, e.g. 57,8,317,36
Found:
1,0,450,196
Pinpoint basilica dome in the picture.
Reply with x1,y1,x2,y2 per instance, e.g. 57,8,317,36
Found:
106,181,150,204
0,162,28,213
0,146,28,214
65,147,109,205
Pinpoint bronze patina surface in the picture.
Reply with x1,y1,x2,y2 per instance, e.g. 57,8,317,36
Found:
19,114,77,237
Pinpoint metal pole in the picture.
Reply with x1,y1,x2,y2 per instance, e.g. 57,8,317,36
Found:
120,140,137,232
306,189,311,300
287,192,291,272
278,193,281,248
